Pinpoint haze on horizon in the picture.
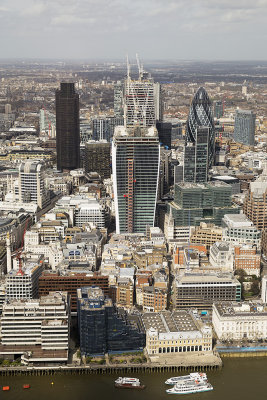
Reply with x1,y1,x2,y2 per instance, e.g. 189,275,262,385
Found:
0,0,267,61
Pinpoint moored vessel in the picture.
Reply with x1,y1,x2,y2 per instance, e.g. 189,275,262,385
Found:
114,377,146,389
166,380,213,395
165,372,207,385
23,384,30,389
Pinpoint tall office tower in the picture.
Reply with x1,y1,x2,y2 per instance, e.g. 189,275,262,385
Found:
39,108,56,137
213,101,223,119
156,121,172,149
186,87,215,168
112,125,160,234
56,82,80,171
19,161,49,209
92,116,124,142
85,140,111,179
114,81,124,117
124,62,161,128
184,127,209,183
234,109,256,146
5,104,11,114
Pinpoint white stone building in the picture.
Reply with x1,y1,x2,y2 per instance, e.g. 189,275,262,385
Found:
212,301,267,340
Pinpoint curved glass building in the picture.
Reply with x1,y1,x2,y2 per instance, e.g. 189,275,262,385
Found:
186,87,215,167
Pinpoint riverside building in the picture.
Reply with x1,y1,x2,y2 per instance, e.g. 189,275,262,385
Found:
0,291,70,364
212,301,267,341
77,286,145,356
142,311,212,356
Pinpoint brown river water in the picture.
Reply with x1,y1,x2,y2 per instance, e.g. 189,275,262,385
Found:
0,358,266,400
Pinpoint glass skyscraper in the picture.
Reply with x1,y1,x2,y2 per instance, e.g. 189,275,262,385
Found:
184,127,209,183
234,109,256,146
56,82,80,171
112,125,160,234
124,68,162,128
186,87,215,168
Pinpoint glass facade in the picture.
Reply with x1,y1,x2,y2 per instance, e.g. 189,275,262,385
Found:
56,82,80,171
168,182,240,226
186,87,215,168
234,109,256,146
77,287,145,356
113,127,160,234
184,127,209,183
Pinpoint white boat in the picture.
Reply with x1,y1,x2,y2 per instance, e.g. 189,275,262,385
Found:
165,372,207,385
166,380,213,395
114,377,145,389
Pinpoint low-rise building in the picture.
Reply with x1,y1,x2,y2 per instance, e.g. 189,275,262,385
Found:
212,301,267,340
77,287,145,356
0,291,70,364
234,244,261,276
38,270,109,312
143,311,212,356
173,271,241,309
222,214,261,247
6,255,44,300
137,286,167,312
190,223,223,249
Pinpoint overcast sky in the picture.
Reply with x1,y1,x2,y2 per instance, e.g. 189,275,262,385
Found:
0,0,267,60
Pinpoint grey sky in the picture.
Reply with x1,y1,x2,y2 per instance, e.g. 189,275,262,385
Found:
0,0,267,60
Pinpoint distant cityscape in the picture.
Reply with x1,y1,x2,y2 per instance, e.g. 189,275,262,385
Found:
0,58,267,368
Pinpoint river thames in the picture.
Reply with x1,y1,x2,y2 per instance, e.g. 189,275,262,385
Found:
0,358,265,400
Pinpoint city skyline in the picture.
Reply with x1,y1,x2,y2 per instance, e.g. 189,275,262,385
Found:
0,0,267,60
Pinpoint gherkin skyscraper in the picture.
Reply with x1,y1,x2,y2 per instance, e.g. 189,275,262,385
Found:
186,87,215,168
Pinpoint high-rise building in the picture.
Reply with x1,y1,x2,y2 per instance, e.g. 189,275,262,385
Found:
156,122,172,149
112,125,160,234
124,65,161,128
56,82,80,171
114,81,124,117
85,140,111,179
92,116,124,142
19,161,50,209
186,87,215,168
234,109,256,146
184,126,209,183
5,104,11,115
39,108,56,137
213,101,223,119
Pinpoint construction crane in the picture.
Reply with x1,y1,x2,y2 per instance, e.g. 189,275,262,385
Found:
42,106,52,137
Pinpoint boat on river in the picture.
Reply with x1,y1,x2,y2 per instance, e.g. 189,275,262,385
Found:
166,380,213,395
114,377,146,389
165,372,207,385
